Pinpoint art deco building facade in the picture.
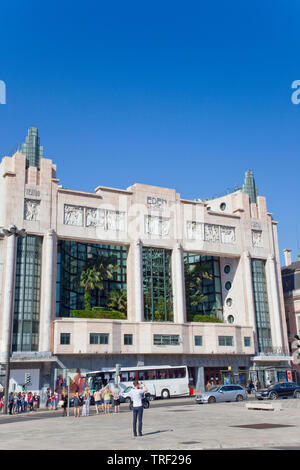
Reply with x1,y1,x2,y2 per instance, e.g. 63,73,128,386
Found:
281,251,300,381
0,128,292,395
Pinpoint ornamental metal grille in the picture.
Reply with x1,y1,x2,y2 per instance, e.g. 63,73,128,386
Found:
13,235,42,352
142,247,173,322
251,258,272,352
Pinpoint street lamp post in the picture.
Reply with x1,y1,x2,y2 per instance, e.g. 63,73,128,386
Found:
0,225,26,414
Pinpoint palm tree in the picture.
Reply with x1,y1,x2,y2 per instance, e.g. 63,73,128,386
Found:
88,253,120,282
184,260,212,319
78,252,120,310
107,289,127,314
79,266,104,310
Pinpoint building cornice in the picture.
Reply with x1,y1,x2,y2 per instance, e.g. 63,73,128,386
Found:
58,188,103,199
95,185,133,195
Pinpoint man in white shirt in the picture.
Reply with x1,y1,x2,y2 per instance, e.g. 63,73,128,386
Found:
129,380,148,437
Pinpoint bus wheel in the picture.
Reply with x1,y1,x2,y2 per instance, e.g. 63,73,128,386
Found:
161,389,170,399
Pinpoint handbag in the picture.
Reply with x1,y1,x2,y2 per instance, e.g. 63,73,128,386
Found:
58,400,64,407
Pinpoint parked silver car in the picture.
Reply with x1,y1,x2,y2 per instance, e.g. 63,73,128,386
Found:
195,385,247,404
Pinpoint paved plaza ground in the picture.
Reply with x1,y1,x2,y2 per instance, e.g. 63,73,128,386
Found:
1,397,300,450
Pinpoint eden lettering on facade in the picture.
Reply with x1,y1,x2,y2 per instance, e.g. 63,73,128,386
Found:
147,196,167,209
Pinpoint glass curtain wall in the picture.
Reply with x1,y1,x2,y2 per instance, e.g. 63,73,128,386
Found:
251,258,272,352
12,235,42,351
143,247,173,322
56,240,127,317
184,253,223,321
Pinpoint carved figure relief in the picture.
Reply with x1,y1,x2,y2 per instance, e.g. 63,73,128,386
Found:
24,199,40,221
64,205,83,226
204,224,220,243
220,226,236,244
86,208,105,228
252,230,263,248
186,221,202,240
145,215,170,236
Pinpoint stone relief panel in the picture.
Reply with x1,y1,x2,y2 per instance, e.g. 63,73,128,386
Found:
64,206,126,231
203,223,236,244
24,199,40,221
145,215,170,237
107,210,125,231
186,221,202,240
220,226,236,244
204,224,220,243
64,205,83,226
252,230,263,248
114,211,125,232
86,208,105,229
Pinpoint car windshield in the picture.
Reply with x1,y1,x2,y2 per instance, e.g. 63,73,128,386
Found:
124,386,132,393
209,387,220,392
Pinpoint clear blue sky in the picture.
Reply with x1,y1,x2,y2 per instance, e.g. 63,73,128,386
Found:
0,0,299,264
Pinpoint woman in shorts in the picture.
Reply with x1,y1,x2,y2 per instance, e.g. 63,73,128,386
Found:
94,388,101,415
103,385,112,415
112,385,120,413
73,391,81,417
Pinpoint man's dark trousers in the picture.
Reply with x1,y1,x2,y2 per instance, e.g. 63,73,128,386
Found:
133,406,143,435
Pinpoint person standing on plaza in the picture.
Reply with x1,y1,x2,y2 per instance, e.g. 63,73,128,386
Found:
28,392,34,412
50,391,56,410
46,388,51,409
29,392,34,412
22,392,27,412
60,390,68,417
8,392,14,415
103,385,112,415
206,380,212,391
54,389,59,410
94,388,101,415
112,384,121,413
129,381,148,437
33,392,38,411
73,391,81,417
82,387,91,417
100,384,105,413
13,393,18,414
17,393,23,413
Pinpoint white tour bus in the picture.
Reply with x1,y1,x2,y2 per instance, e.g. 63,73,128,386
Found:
86,365,190,399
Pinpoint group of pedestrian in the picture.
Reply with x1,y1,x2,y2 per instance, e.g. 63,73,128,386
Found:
7,391,39,414
72,384,121,418
73,387,92,417
2,380,148,438
46,388,59,410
